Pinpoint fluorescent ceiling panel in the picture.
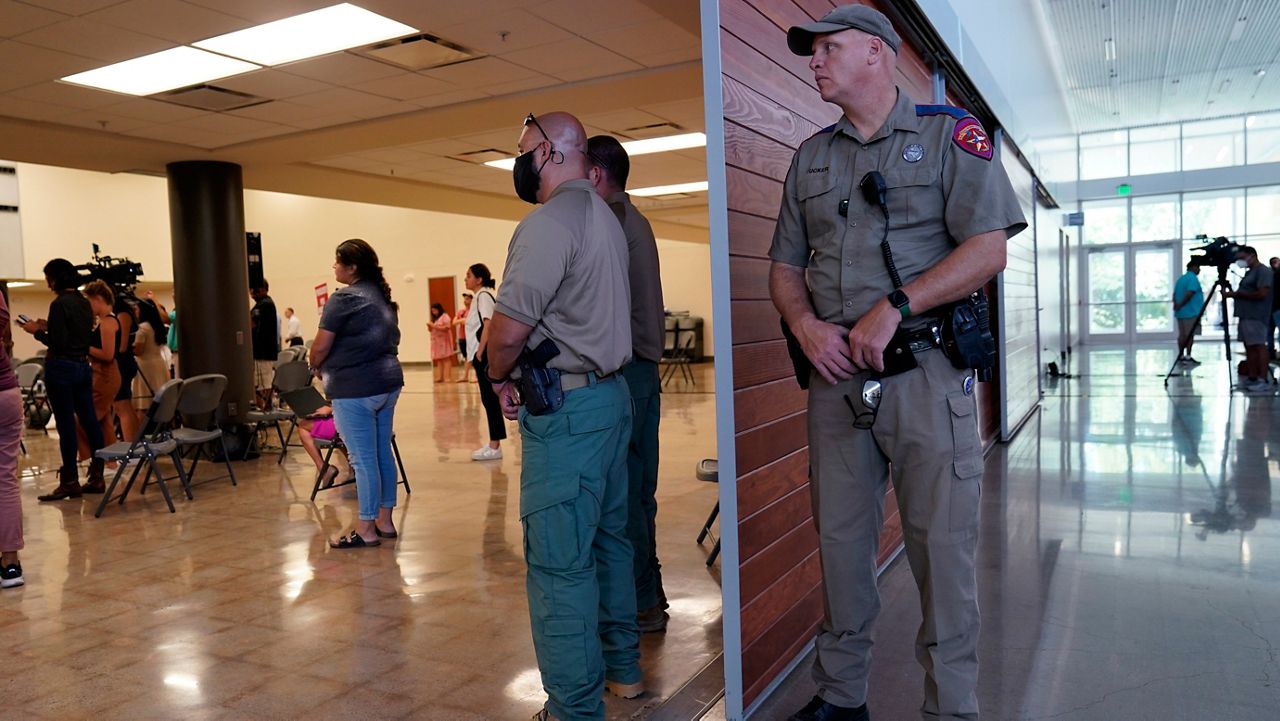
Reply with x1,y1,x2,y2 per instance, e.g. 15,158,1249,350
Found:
61,47,260,96
629,181,708,197
194,3,417,67
483,132,707,170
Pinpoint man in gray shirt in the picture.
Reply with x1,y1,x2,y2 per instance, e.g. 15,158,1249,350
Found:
587,134,669,633
1225,245,1273,392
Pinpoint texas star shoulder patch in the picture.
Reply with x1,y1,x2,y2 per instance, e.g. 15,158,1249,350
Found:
953,117,993,161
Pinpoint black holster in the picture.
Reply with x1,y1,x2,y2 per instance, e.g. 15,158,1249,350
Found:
940,289,995,381
517,338,565,416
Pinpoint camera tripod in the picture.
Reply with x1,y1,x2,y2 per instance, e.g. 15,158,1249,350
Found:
1163,266,1232,386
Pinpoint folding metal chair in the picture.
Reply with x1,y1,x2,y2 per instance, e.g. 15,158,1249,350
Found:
247,361,310,459
15,362,49,433
695,458,720,566
660,333,696,387
95,379,189,517
171,374,238,491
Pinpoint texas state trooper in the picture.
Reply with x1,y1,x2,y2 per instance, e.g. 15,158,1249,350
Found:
586,134,670,633
483,111,641,721
768,6,1027,721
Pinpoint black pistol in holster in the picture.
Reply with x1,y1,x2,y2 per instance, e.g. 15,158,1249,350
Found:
940,289,996,382
517,338,565,416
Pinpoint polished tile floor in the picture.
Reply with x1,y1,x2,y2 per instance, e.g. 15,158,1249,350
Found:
3,365,721,720
745,343,1280,720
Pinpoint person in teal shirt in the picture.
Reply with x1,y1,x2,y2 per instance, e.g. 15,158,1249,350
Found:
1173,260,1204,364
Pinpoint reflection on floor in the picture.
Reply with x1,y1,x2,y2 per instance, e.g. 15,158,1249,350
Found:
744,343,1280,720
4,364,721,720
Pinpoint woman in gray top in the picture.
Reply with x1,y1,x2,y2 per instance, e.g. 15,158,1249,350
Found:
309,239,404,548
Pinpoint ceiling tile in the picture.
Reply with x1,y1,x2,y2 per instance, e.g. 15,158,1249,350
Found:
279,53,405,85
212,69,331,100
0,0,68,38
85,0,251,45
7,80,123,109
584,18,698,65
181,0,334,24
226,99,328,124
582,109,669,135
422,57,541,88
0,95,79,122
527,0,661,36
55,109,153,133
409,87,488,109
102,97,209,122
17,17,173,63
0,40,99,92
121,121,227,148
168,112,285,135
637,98,706,130
400,138,489,156
212,124,297,146
432,9,574,56
277,111,363,130
352,72,455,101
287,87,421,119
482,72,559,98
19,0,126,16
499,37,642,83
626,45,701,68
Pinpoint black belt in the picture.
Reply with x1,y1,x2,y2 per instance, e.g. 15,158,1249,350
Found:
902,322,943,354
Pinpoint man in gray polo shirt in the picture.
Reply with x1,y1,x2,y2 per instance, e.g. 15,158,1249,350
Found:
1225,245,1273,392
484,112,641,721
587,134,670,633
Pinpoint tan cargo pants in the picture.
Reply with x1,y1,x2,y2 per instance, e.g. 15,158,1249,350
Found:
807,348,983,721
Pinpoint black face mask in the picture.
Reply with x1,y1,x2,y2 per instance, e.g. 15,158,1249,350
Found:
513,147,550,205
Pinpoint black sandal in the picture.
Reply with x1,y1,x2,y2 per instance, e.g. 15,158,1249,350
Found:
375,527,398,539
319,466,338,489
328,531,380,549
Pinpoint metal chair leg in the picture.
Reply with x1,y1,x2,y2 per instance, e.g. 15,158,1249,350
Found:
311,443,337,501
392,436,411,494
150,456,176,513
220,437,238,486
95,461,129,518
170,451,193,500
707,540,720,566
697,501,719,544
278,420,297,464
119,458,147,503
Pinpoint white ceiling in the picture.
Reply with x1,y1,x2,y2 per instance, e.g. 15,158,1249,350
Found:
1041,0,1280,132
0,0,708,231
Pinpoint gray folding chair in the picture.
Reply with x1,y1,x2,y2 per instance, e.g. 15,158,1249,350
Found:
95,379,189,517
271,361,314,463
695,459,720,566
15,362,49,433
171,374,237,491
660,333,696,387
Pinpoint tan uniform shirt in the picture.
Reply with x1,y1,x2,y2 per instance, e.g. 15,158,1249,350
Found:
769,90,1027,328
607,191,666,364
497,178,633,376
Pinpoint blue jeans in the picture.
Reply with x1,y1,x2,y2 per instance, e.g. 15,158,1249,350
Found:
331,388,401,521
43,358,104,472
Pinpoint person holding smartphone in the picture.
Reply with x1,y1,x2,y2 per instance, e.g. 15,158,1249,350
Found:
18,259,107,501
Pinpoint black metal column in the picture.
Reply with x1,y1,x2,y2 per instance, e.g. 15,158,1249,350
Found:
167,161,253,423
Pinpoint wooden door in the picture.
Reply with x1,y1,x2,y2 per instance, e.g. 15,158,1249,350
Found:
427,276,457,319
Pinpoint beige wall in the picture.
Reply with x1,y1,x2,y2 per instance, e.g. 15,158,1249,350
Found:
11,162,712,364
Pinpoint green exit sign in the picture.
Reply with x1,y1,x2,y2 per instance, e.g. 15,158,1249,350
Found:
1116,183,1132,196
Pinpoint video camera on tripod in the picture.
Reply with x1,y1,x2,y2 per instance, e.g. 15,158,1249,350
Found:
1188,234,1240,271
75,244,144,295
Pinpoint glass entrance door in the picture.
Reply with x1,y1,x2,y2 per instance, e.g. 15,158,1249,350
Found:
1085,243,1178,342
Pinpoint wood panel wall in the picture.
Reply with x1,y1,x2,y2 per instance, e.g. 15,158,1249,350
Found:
717,0,947,708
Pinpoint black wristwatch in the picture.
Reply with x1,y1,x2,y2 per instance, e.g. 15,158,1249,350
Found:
887,289,911,319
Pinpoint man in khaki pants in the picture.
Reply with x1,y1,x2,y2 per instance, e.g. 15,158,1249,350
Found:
769,6,1026,720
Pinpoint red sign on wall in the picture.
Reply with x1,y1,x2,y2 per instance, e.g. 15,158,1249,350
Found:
315,283,329,309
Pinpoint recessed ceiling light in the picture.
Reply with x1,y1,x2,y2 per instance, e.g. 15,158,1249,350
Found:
483,132,707,170
629,181,708,197
194,3,417,67
61,46,260,96
1255,68,1267,78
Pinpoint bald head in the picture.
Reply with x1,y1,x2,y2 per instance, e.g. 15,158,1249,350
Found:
516,111,590,203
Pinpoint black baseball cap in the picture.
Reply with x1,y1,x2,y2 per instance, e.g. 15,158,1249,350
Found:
787,4,902,56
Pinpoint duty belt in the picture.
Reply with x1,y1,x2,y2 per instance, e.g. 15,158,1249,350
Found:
561,370,616,392
902,322,943,354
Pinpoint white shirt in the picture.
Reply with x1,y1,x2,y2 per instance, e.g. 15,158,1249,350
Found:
284,315,302,340
464,288,495,362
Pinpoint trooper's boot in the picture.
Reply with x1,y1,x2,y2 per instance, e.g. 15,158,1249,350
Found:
38,466,84,502
81,457,107,495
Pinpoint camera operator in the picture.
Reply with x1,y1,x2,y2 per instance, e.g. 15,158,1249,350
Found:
1223,246,1273,392
1172,260,1204,365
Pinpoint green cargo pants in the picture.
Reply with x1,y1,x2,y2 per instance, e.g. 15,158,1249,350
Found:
520,375,640,721
620,359,665,611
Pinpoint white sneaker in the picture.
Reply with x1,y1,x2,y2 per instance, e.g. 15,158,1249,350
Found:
471,446,503,461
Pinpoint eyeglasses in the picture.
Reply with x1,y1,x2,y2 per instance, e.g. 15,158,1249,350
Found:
842,378,882,430
523,112,549,147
